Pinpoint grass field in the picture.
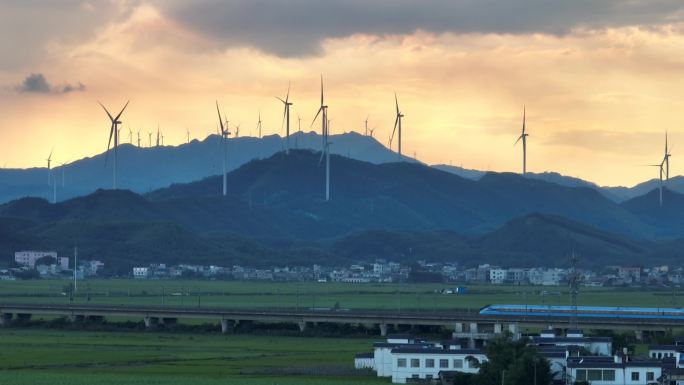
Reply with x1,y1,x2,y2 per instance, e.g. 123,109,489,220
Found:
0,279,681,311
0,329,385,385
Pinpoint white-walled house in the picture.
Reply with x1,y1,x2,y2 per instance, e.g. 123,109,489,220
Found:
567,355,662,385
390,348,487,384
530,330,612,356
649,344,680,359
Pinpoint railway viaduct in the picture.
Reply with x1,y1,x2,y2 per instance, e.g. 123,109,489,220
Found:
2,303,683,340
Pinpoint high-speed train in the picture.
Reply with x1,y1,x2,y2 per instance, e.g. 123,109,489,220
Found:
480,304,684,320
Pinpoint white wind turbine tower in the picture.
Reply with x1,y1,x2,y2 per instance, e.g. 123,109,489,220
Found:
648,161,665,206
663,131,672,180
128,126,133,144
276,82,293,155
257,111,263,139
514,107,529,175
186,128,190,144
311,75,330,201
389,93,404,160
46,148,53,185
99,100,129,190
147,131,152,147
216,101,231,196
296,114,302,149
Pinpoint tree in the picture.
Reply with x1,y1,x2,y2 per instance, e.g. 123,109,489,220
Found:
474,334,553,385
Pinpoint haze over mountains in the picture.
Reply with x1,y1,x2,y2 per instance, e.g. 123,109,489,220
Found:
1,149,683,272
0,132,678,205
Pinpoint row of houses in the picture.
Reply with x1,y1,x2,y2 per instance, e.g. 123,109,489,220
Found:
355,330,684,384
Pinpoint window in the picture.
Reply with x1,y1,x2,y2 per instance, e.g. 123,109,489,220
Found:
426,375,433,380
631,372,640,381
453,359,463,368
398,358,407,368
410,358,420,368
647,371,655,381
602,370,615,381
576,370,587,381
588,370,602,381
425,359,434,368
411,374,419,379
439,359,449,368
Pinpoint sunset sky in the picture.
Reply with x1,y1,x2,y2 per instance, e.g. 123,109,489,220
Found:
1,0,684,187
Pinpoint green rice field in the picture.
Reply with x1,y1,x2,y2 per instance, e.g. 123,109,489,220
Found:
0,329,384,385
0,279,680,311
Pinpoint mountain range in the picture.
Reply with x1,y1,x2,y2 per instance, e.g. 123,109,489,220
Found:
0,132,679,205
1,150,682,272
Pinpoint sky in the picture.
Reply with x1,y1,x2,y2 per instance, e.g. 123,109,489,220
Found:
1,0,684,187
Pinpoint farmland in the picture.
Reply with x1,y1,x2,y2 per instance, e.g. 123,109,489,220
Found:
0,279,680,311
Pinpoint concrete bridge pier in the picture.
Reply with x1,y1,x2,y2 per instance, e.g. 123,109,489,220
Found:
144,316,159,329
635,330,644,341
0,313,12,326
379,323,388,337
15,313,32,322
454,322,464,333
220,319,238,333
70,314,86,323
494,323,503,334
298,321,308,332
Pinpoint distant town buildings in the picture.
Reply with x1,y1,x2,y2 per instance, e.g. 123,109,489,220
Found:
14,251,68,270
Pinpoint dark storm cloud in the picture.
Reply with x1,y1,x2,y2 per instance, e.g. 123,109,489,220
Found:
16,73,85,94
158,0,684,57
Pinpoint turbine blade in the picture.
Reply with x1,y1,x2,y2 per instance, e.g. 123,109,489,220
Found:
395,92,399,115
390,118,398,146
514,135,523,145
98,101,114,121
216,101,225,134
114,100,130,121
275,96,286,103
310,107,322,128
286,81,290,103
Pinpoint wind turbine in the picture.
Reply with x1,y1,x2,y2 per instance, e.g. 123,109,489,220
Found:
663,131,672,180
156,125,160,147
276,82,293,155
187,128,190,144
99,100,129,189
364,116,369,136
296,114,302,149
46,148,53,185
257,110,263,139
216,101,230,196
389,93,404,160
648,162,665,206
137,128,141,147
235,124,240,138
128,126,133,144
369,127,376,138
514,107,529,175
311,75,330,201
148,131,152,147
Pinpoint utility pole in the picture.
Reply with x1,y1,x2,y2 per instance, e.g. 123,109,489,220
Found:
73,244,78,293
501,370,506,385
569,252,580,329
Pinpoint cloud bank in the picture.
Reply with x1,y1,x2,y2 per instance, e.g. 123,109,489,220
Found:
16,73,85,94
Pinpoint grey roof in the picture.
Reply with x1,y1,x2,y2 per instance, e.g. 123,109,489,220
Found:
391,348,483,355
355,352,374,359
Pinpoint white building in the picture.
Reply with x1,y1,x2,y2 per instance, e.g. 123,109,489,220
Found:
530,330,612,356
15,250,68,270
390,348,487,384
649,344,680,359
567,355,662,385
133,267,149,279
489,269,506,284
